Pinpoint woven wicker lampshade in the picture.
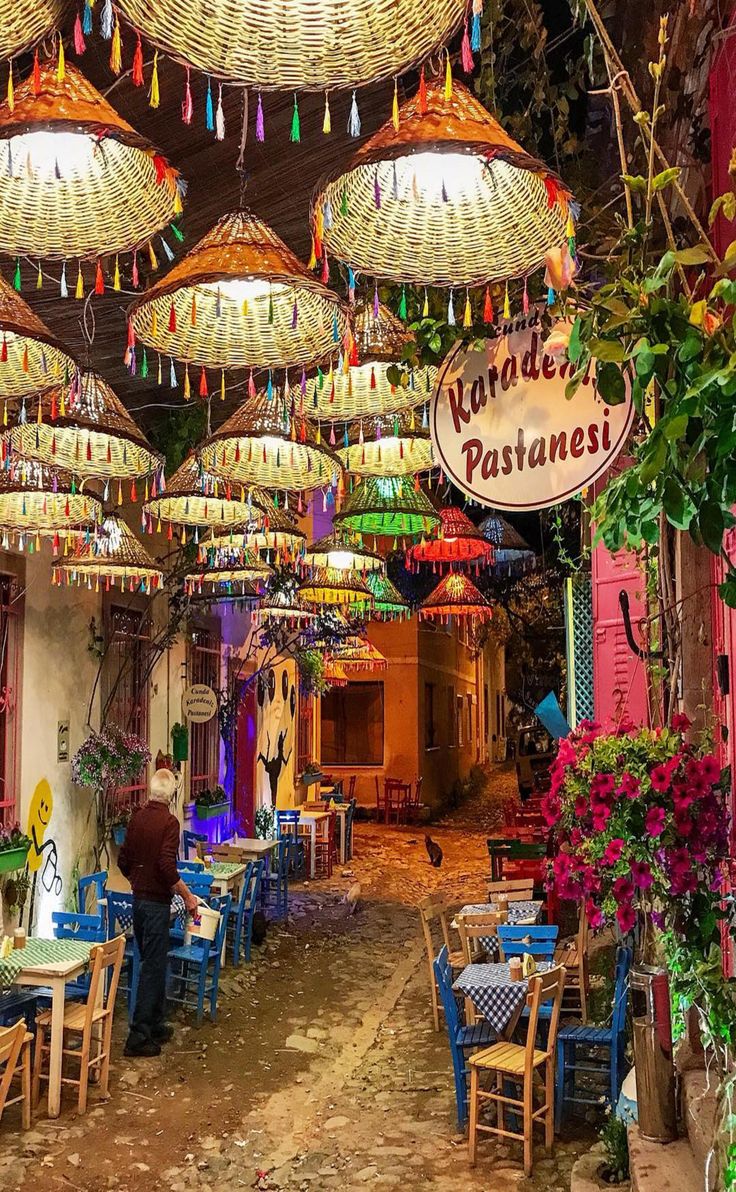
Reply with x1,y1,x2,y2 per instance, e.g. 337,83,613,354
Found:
360,571,410,621
307,299,434,424
129,210,348,372
115,0,466,90
143,453,270,536
324,660,349,687
0,459,101,534
419,569,492,623
185,545,272,596
0,0,71,61
58,514,163,592
200,394,342,494
337,411,435,477
0,275,75,399
334,475,440,542
0,62,183,262
299,565,373,609
186,572,259,601
303,530,383,575
329,637,388,672
314,80,575,288
479,511,535,568
203,499,305,564
252,586,315,628
8,370,162,489
407,505,495,571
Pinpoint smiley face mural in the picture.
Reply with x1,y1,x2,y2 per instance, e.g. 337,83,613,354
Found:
26,778,62,897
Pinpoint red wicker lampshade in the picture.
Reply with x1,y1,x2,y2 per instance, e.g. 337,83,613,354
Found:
407,505,495,571
419,569,492,623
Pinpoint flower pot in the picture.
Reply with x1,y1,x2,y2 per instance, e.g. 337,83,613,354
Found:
629,963,677,1143
111,823,127,847
0,844,29,874
172,728,189,763
195,801,229,821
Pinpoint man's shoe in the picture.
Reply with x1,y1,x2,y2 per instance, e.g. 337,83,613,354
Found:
152,1024,174,1043
124,1037,162,1058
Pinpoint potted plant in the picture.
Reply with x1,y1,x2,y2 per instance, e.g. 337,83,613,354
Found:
0,824,31,874
301,761,324,787
110,807,132,847
545,716,731,1143
72,726,151,869
194,785,229,820
171,721,189,763
254,804,276,840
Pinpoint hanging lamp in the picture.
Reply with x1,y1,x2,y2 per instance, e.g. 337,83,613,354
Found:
329,637,388,672
128,209,348,373
0,61,183,263
58,513,163,592
0,274,75,399
7,369,163,486
252,586,315,629
143,453,269,533
185,546,272,596
337,410,435,478
324,660,349,687
334,475,440,542
0,458,100,537
419,569,492,624
313,79,575,288
306,298,434,424
199,393,342,494
479,511,536,570
302,529,383,575
0,0,70,61
407,505,495,571
298,565,373,609
203,498,306,565
360,571,410,621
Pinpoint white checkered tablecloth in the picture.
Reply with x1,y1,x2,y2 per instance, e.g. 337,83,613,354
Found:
457,901,542,960
453,961,551,1033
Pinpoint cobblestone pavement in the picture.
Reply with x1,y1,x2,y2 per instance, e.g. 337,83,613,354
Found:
0,766,591,1191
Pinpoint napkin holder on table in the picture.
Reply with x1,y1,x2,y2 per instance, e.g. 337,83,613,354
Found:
521,952,537,978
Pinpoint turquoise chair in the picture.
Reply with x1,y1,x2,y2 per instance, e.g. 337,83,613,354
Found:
52,911,107,998
167,894,232,1024
182,830,206,860
261,836,290,920
227,860,264,964
171,868,214,943
276,809,306,877
77,870,108,923
433,945,495,1128
106,890,135,1019
497,923,559,963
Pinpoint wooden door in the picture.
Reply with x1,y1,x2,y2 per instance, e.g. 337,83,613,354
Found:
233,680,258,836
591,543,650,728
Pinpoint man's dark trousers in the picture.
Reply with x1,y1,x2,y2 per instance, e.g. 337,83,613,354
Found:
129,899,170,1042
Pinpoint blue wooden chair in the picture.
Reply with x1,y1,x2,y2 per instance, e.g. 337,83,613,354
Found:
555,945,632,1132
262,836,290,920
0,988,43,1030
182,831,207,860
497,924,559,962
106,890,135,1016
433,945,495,1129
227,860,264,965
166,894,232,1024
77,870,108,923
344,798,357,860
52,911,107,998
170,868,214,943
276,810,306,878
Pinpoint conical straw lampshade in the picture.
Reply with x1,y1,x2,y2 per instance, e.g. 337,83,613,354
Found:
252,582,315,628
0,1,71,61
306,299,434,423
0,458,101,533
419,569,492,623
59,514,163,592
0,274,76,399
480,511,535,568
200,394,342,494
337,410,435,477
185,545,272,596
203,494,305,563
334,475,440,541
0,62,183,261
329,637,388,672
115,0,466,90
7,369,162,483
144,453,270,531
314,80,575,287
407,505,495,570
129,210,348,371
360,571,410,621
303,530,383,575
298,565,373,608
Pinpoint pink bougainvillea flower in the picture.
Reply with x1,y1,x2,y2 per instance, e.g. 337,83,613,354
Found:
617,772,641,799
630,859,653,889
671,712,692,733
674,810,693,837
585,900,604,930
612,876,635,903
649,764,671,792
651,910,665,930
541,794,561,826
602,838,625,866
645,805,666,837
701,755,721,785
574,795,588,818
616,903,637,933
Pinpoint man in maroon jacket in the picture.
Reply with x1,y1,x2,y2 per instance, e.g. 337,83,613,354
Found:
119,769,198,1057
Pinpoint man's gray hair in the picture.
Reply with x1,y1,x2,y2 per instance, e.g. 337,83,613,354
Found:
150,768,177,803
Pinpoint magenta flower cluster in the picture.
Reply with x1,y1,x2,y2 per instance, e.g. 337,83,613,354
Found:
71,726,151,792
543,715,729,936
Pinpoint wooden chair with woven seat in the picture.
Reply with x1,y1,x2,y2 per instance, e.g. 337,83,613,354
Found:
555,902,589,1023
456,912,501,965
0,1019,32,1129
418,893,464,1031
487,878,535,904
33,935,126,1115
468,964,566,1175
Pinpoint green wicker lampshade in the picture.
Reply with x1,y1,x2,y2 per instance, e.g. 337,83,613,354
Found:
129,209,348,372
0,459,101,535
0,61,183,262
58,514,163,593
0,0,71,61
314,80,575,288
298,565,373,608
143,453,269,535
334,475,440,542
115,0,466,89
302,529,383,575
0,274,75,400
419,568,492,623
407,505,495,571
306,299,434,424
199,394,342,494
360,571,410,621
8,370,163,488
336,411,435,477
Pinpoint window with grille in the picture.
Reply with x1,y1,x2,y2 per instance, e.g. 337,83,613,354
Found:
187,624,222,798
103,602,151,808
0,574,22,827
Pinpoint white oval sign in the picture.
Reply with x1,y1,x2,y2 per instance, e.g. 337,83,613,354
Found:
430,317,634,511
182,684,217,724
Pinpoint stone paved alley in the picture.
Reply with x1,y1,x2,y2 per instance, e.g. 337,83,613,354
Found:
0,768,590,1192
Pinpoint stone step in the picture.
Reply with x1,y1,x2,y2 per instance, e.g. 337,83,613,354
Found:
681,1069,718,1181
628,1125,700,1192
